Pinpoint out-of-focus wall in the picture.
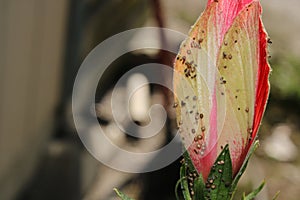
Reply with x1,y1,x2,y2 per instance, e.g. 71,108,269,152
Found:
0,1,68,199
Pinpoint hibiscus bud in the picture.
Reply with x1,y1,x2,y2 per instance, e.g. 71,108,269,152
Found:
173,0,270,181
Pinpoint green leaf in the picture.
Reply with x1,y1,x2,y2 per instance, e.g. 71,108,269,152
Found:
180,164,193,200
114,188,135,200
272,191,280,200
241,180,265,200
203,144,233,200
230,140,259,198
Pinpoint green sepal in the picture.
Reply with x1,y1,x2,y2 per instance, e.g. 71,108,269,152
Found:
230,140,260,198
183,148,197,173
193,173,205,200
182,148,206,200
114,188,135,200
241,180,265,200
203,144,233,200
180,164,193,200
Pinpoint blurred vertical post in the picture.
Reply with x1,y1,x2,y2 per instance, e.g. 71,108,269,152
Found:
0,0,68,199
150,0,175,107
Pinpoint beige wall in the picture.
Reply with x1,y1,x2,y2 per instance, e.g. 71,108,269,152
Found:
0,1,68,199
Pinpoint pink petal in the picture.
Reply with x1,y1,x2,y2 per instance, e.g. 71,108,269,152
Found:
249,19,271,146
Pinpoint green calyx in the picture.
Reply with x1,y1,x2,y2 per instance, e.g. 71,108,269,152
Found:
178,140,264,200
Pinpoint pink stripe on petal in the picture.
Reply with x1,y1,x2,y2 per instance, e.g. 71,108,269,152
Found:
208,88,218,160
188,143,217,181
207,0,256,48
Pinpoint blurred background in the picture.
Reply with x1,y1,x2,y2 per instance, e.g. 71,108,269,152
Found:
0,0,300,199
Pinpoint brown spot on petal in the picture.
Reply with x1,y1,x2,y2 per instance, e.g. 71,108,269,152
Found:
181,101,186,107
173,102,178,108
267,38,273,44
248,128,253,134
181,56,186,64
